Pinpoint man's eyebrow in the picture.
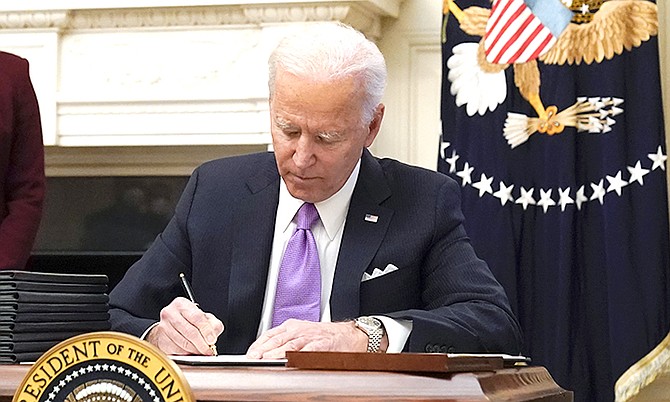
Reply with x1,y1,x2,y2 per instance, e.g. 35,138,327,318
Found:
316,130,343,141
273,116,295,130
316,130,342,138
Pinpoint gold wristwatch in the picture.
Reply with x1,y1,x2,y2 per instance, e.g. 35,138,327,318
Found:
354,316,384,353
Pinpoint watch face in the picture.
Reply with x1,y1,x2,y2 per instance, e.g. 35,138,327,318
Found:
357,316,381,331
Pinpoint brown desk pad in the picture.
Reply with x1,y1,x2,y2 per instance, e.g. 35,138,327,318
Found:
286,351,507,373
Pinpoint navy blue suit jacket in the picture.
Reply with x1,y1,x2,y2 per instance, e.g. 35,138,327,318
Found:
109,150,522,354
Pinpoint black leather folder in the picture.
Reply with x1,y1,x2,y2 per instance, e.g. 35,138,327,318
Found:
0,312,110,323
0,340,61,353
0,281,107,294
0,271,107,285
0,351,44,363
0,331,90,343
0,292,109,304
0,321,111,333
0,303,109,313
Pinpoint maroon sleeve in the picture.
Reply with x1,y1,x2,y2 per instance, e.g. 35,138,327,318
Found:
0,52,46,269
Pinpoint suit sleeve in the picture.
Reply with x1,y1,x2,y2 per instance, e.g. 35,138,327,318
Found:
0,57,45,270
108,168,200,337
387,179,523,354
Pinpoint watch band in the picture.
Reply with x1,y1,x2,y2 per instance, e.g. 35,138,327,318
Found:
354,316,384,353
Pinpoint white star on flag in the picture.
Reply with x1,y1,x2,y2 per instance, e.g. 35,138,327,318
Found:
575,185,588,210
538,188,556,213
648,146,667,171
472,173,494,197
606,171,628,196
456,162,474,187
627,161,650,185
590,179,606,205
493,181,515,206
446,150,460,173
515,186,536,210
558,187,574,211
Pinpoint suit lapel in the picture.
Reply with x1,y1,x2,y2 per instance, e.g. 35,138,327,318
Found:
330,150,393,321
226,156,280,352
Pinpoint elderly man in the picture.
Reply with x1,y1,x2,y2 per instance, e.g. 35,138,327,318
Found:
109,22,522,358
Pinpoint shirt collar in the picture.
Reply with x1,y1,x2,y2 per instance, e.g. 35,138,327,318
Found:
277,158,361,240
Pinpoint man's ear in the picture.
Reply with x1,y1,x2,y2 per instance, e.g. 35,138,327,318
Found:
364,104,385,147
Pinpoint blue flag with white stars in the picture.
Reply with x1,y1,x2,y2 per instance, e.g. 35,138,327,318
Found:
439,1,670,401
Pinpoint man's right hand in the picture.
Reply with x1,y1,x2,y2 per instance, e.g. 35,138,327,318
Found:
146,297,224,355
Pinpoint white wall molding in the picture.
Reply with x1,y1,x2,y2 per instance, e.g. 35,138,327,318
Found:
0,11,70,30
63,5,381,37
44,145,266,176
57,97,271,147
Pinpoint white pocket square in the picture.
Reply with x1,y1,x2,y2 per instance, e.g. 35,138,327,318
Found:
361,264,399,282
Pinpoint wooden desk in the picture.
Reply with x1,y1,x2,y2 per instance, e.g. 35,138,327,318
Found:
0,364,572,401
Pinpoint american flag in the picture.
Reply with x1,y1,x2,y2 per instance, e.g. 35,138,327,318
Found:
441,1,669,400
484,0,572,64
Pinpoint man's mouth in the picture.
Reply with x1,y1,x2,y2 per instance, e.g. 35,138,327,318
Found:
292,175,313,183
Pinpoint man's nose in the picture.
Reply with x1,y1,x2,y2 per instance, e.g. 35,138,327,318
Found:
293,136,316,167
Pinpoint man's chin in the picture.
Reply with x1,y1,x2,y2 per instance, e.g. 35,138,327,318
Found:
287,188,314,203
285,184,322,203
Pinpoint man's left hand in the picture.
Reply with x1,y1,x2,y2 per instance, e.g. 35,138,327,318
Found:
245,319,368,359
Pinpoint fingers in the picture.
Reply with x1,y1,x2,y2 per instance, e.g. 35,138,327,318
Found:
246,320,360,359
148,297,223,355
246,326,281,359
246,324,303,359
198,313,223,347
205,312,225,339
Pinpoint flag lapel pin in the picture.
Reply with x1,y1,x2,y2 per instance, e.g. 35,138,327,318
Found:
364,214,379,223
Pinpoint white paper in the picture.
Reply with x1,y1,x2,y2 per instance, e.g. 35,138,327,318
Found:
447,353,531,364
169,354,287,366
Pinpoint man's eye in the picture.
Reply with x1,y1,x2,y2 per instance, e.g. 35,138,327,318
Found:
282,130,300,137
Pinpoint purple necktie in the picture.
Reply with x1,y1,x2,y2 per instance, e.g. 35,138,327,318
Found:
271,202,322,327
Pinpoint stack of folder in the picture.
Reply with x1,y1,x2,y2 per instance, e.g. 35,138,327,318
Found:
0,271,110,363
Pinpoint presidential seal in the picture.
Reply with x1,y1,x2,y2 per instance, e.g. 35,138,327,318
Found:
13,331,194,402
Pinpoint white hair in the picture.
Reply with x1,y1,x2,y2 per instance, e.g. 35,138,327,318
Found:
268,22,387,125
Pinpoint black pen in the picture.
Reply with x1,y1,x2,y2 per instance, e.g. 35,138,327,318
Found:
179,272,218,356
